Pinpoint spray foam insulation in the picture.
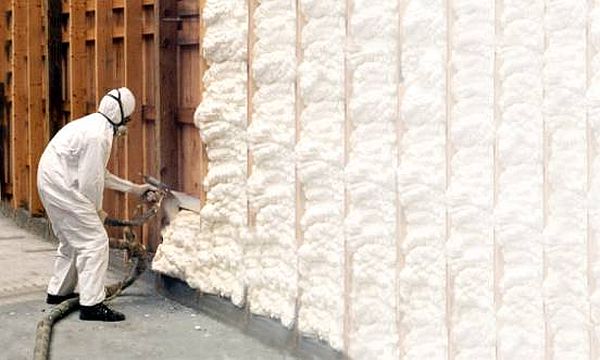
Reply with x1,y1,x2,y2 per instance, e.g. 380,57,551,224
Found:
154,0,600,357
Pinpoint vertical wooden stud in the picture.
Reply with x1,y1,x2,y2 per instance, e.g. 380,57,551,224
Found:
125,0,144,234
155,0,179,191
94,0,111,103
27,0,47,215
10,0,29,210
69,0,86,120
46,0,62,138
0,1,9,197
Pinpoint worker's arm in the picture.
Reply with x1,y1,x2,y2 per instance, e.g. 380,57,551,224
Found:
78,137,110,211
104,170,153,196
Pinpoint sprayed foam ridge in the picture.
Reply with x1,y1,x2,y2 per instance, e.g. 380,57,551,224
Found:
446,1,496,358
295,0,345,350
345,0,399,358
590,2,600,354
397,0,448,358
496,0,545,358
156,0,249,306
543,0,589,357
246,0,298,327
152,210,201,281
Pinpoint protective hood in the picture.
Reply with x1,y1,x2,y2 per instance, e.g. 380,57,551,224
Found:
97,87,135,129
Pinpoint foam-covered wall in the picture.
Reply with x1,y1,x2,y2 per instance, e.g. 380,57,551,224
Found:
154,0,600,358
246,0,298,326
496,0,545,357
345,0,399,358
296,0,345,349
398,0,448,357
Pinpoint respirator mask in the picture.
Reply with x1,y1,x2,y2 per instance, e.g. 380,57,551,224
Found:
99,89,131,137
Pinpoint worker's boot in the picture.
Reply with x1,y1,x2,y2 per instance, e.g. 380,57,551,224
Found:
79,303,126,322
46,292,78,305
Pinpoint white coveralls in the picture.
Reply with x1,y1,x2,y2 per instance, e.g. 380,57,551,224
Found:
37,88,139,306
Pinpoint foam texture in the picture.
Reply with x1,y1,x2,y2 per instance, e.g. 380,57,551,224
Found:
345,0,399,358
590,1,600,355
447,1,496,358
543,0,589,357
246,0,298,327
296,0,345,350
496,0,545,358
398,0,448,357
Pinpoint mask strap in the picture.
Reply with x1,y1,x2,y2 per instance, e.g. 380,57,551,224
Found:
98,89,126,135
106,89,125,125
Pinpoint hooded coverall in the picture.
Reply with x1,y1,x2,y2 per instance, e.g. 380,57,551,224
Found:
37,88,139,306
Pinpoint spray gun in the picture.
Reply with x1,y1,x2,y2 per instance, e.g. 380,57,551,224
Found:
143,175,201,223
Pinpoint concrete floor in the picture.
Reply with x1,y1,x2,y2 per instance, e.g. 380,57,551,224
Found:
0,215,300,360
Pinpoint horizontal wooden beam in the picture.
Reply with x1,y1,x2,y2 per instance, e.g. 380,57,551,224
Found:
177,1,198,16
63,0,154,14
142,104,156,121
177,107,196,125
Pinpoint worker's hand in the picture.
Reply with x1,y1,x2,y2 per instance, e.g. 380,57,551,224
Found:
97,209,108,223
132,183,158,200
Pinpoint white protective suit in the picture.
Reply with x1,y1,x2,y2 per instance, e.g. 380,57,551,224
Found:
37,87,143,306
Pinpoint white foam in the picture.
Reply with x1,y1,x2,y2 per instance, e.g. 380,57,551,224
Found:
152,210,200,281
543,0,589,357
496,1,545,358
446,1,496,358
397,0,448,357
589,3,600,355
346,0,399,358
295,0,345,350
246,0,298,327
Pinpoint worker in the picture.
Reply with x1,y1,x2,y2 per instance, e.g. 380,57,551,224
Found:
37,87,153,322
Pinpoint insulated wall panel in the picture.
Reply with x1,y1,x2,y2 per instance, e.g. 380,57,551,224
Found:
543,1,589,357
152,0,600,358
246,0,298,326
345,0,400,358
397,0,448,357
496,0,545,358
589,1,600,354
296,0,345,350
447,1,496,358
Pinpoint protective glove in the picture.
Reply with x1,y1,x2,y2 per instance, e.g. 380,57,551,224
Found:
132,183,157,198
97,209,108,223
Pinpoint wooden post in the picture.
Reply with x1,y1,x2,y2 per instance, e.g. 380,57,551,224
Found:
47,0,62,138
150,0,179,249
155,0,179,191
10,0,29,210
0,1,8,198
69,0,86,120
125,0,144,235
94,0,111,103
28,0,46,216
